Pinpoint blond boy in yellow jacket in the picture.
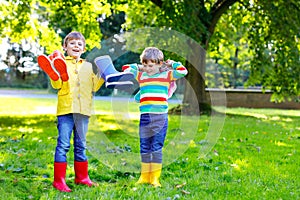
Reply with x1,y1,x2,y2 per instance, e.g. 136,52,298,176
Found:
38,31,103,192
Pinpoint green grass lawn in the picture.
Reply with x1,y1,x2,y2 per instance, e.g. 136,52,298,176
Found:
0,97,299,199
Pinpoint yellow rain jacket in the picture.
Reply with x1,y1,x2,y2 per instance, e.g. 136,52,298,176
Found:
50,56,104,116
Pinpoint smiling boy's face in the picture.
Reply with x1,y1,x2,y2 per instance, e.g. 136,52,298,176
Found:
142,60,161,76
65,39,85,59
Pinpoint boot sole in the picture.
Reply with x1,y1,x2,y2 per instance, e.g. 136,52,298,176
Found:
53,182,72,192
105,81,134,89
106,72,134,82
37,55,59,81
53,58,69,82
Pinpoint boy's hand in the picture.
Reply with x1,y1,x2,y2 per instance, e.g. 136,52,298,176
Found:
122,64,144,72
160,60,174,72
138,64,144,72
49,50,65,61
164,59,174,69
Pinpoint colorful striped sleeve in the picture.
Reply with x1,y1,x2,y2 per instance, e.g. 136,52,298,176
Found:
170,62,188,80
123,63,140,80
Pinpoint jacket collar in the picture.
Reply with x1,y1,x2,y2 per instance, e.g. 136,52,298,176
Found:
65,56,84,64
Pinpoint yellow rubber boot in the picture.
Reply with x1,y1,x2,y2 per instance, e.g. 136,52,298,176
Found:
136,162,150,185
150,163,162,187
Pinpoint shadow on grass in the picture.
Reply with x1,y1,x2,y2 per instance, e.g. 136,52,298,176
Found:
0,110,299,199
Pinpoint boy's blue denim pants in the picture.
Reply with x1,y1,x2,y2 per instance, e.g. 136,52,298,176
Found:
54,113,89,162
139,113,168,163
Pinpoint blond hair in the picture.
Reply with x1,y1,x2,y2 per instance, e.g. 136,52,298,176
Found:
63,31,86,49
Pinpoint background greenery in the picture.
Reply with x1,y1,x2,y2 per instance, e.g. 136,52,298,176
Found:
0,0,299,109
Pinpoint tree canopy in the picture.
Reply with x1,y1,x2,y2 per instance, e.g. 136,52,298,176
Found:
0,0,112,52
120,0,300,112
0,0,299,113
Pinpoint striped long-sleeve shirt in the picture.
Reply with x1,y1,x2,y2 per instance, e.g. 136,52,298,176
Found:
124,62,188,114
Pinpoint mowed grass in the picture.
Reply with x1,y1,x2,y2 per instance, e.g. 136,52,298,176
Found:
0,96,299,200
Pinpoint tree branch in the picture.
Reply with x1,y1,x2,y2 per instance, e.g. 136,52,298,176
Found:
150,0,163,7
209,0,238,35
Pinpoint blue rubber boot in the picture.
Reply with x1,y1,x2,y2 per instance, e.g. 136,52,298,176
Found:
94,55,134,89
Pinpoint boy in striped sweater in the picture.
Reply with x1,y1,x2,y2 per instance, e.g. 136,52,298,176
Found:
123,47,188,187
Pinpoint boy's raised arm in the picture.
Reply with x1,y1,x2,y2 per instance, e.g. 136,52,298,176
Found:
171,61,188,80
122,63,140,79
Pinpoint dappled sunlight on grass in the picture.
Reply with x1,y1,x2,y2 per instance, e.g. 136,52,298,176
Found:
0,153,8,163
269,116,294,122
94,98,140,115
230,159,249,171
245,113,268,119
1,126,44,137
86,113,205,172
91,114,139,136
0,97,57,115
102,123,119,131
0,98,299,199
18,126,43,134
86,114,141,172
32,106,56,114
1,97,133,115
215,106,300,117
274,141,292,147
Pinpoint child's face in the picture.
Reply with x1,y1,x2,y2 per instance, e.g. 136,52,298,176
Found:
64,39,85,59
142,60,161,76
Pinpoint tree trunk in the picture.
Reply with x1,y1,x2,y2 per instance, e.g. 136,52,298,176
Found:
232,47,239,88
182,40,210,115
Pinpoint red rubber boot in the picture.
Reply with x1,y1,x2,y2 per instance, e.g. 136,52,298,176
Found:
74,161,97,187
37,54,59,81
52,50,69,82
52,162,71,192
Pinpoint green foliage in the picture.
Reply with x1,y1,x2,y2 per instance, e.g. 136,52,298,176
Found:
246,0,300,101
207,2,253,88
206,0,300,101
1,0,299,103
0,0,61,51
0,97,300,199
0,0,112,53
46,0,110,51
121,0,209,45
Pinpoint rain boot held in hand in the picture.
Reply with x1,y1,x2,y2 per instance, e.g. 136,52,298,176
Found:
52,50,69,82
37,55,60,81
94,55,134,89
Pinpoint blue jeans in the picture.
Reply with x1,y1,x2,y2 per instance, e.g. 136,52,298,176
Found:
139,113,168,163
54,114,89,162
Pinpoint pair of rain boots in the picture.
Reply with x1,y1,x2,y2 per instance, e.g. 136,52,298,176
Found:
136,162,162,187
37,52,134,89
37,50,69,82
52,161,96,192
